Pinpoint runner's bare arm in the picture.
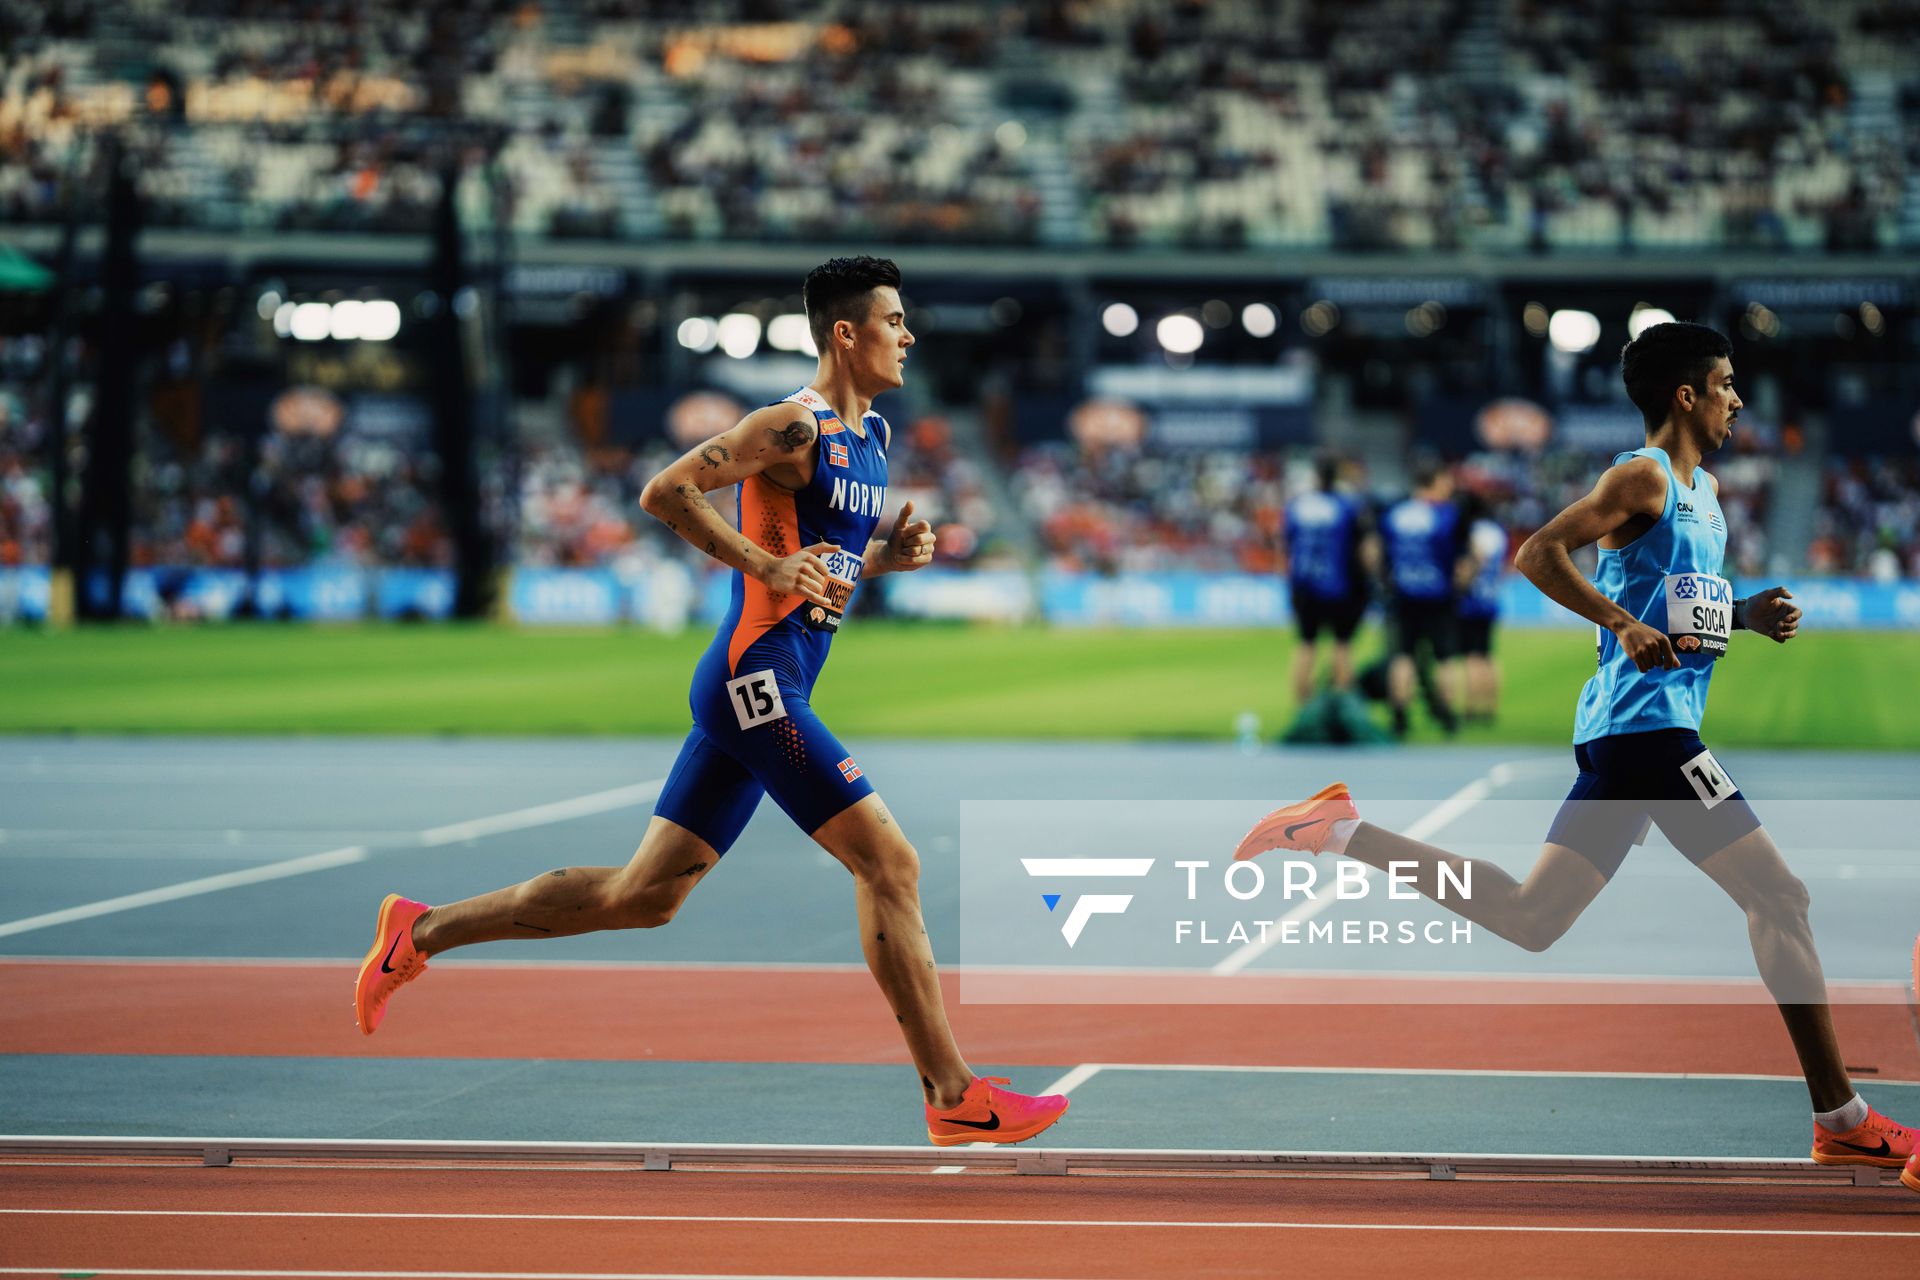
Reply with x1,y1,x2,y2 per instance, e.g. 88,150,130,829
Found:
639,405,834,606
1515,458,1678,670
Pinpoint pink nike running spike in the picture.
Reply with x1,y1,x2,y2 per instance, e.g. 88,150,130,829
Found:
926,1076,1069,1147
354,894,431,1035
1233,782,1359,860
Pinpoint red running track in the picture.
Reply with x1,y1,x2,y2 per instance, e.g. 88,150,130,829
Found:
2,961,1916,1079
2,1163,1918,1279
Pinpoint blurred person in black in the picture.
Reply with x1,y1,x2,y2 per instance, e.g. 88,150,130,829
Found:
1282,451,1376,706
1454,490,1510,724
1381,459,1468,738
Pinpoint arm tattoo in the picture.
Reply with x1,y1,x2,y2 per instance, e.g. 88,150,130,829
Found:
675,862,708,878
513,919,552,933
698,442,731,469
673,482,715,514
704,539,717,556
765,418,817,452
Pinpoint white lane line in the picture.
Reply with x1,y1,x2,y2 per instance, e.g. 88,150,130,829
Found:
1037,1062,1105,1097
1,1211,1916,1239
0,1272,1007,1280
0,1272,972,1280
1029,1062,1920,1087
0,846,370,940
0,779,666,940
1212,763,1516,977
932,1063,1105,1173
419,781,664,847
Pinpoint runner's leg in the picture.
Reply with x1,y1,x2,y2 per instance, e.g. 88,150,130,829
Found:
813,793,974,1109
412,815,721,952
1338,829,1608,952
1693,826,1851,1110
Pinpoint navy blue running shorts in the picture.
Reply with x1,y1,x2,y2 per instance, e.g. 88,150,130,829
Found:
653,653,875,856
1545,728,1762,879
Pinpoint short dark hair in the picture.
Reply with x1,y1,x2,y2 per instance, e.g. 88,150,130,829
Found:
1313,449,1341,491
1410,455,1445,491
1620,322,1731,429
803,256,901,350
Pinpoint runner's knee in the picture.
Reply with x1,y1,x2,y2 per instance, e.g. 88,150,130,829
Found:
1742,870,1811,925
600,874,694,930
1512,912,1569,954
848,840,921,897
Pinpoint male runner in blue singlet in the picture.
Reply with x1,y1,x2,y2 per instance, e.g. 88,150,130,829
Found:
1240,323,1917,1175
351,257,1069,1148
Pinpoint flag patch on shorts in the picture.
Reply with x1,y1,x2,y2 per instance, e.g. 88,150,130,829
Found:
837,756,863,783
826,439,850,468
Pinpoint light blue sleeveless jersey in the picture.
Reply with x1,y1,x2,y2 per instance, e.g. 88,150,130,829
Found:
1572,447,1732,744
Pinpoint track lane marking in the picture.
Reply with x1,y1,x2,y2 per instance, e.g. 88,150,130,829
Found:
2,1209,1917,1237
0,780,665,940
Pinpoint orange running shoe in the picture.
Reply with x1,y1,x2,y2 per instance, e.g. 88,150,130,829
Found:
926,1076,1069,1147
1902,1152,1920,1194
1233,782,1359,861
1810,1107,1918,1169
353,894,431,1035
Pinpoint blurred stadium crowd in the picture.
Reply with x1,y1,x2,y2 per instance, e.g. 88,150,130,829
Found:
2,0,1918,612
4,0,1919,251
8,379,1920,585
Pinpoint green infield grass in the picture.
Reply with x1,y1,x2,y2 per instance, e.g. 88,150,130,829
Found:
0,622,1916,750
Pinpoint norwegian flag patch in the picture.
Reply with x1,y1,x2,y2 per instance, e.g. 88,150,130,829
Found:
837,756,863,783
826,439,850,468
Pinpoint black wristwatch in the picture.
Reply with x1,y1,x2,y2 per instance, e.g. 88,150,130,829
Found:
1731,597,1747,630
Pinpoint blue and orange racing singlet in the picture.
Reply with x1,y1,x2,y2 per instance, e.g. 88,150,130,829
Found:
701,386,890,697
1573,446,1731,744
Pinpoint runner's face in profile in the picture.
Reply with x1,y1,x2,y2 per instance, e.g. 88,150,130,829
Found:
840,286,913,391
1684,357,1741,452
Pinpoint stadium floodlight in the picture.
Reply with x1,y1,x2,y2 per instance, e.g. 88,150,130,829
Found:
256,291,282,322
361,300,402,342
1547,309,1601,354
1241,302,1277,338
1627,305,1675,339
1102,303,1139,337
717,312,762,359
766,313,817,354
328,300,365,341
273,301,296,339
1156,313,1204,354
289,302,331,342
677,316,718,353
995,120,1028,151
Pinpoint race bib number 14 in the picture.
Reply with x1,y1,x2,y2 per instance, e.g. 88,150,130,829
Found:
1662,572,1732,658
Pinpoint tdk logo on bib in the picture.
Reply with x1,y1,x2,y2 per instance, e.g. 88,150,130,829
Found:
829,477,884,517
1674,574,1731,604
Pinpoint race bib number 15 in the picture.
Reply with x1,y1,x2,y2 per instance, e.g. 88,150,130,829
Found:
726,669,787,730
1662,572,1733,659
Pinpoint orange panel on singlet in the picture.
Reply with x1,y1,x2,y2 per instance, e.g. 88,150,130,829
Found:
727,473,803,674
